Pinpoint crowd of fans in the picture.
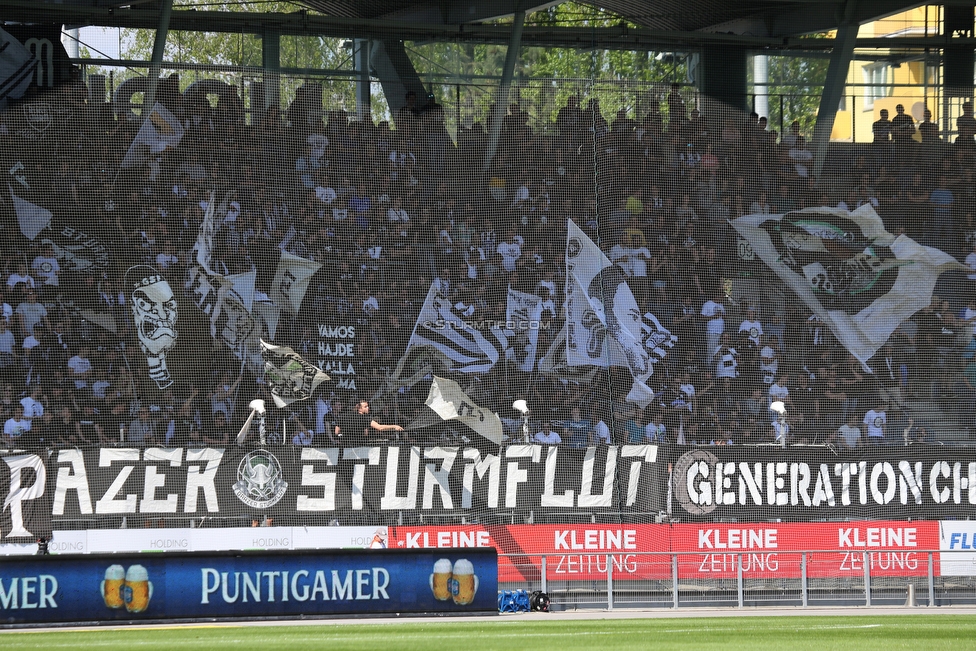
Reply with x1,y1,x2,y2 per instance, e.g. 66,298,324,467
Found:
1,75,975,452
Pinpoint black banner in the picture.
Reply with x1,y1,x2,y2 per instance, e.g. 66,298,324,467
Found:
18,444,976,528
46,445,665,523
668,445,976,521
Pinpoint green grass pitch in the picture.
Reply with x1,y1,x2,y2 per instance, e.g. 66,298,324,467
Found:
2,615,975,650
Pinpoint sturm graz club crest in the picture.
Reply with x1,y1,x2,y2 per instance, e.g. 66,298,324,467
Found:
232,449,288,509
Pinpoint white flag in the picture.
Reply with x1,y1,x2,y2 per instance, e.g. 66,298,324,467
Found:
404,284,506,374
121,103,185,168
564,220,675,407
194,191,218,273
270,251,322,314
732,205,964,364
261,339,330,408
9,186,51,240
423,376,503,444
506,287,544,372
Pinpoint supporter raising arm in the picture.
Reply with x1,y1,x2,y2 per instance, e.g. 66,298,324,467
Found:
334,399,403,446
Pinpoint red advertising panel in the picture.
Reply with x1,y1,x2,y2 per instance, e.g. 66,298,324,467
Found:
390,524,671,582
390,521,941,582
670,521,939,579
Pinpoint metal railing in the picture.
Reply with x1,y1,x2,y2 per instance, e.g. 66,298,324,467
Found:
499,550,976,610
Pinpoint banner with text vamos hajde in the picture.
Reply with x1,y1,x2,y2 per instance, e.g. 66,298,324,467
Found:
0,548,498,624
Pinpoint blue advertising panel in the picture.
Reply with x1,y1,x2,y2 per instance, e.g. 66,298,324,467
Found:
0,548,497,624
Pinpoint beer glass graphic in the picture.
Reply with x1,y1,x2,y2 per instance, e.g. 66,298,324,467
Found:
430,558,453,601
448,559,478,606
101,565,126,609
122,565,153,613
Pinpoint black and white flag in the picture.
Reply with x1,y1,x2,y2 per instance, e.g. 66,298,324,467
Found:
9,185,52,241
403,284,508,374
0,28,36,108
564,220,676,407
506,287,543,372
260,339,331,408
121,103,185,168
732,205,964,364
408,376,503,445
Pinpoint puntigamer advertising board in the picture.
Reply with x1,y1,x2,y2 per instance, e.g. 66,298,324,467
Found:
0,548,498,624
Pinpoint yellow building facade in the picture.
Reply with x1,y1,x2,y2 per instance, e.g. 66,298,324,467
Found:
831,5,952,142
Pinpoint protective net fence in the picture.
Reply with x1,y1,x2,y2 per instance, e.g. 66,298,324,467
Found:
3,45,976,546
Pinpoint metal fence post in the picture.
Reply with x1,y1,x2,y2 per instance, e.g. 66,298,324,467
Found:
928,552,935,607
801,552,808,608
541,555,547,594
672,554,679,609
864,552,871,606
737,553,744,608
606,554,613,611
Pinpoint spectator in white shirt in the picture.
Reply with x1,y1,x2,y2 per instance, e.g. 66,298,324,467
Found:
700,290,726,361
863,401,887,444
738,307,764,346
20,386,44,420
497,231,522,272
533,421,562,444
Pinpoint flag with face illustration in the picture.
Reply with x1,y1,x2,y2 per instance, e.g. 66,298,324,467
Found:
564,220,676,407
125,265,179,389
732,204,964,364
260,339,330,408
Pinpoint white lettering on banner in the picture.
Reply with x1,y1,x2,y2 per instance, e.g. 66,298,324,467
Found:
44,445,661,517
403,530,492,549
504,446,539,509
553,554,638,575
541,447,573,507
837,527,917,548
317,343,355,357
380,447,419,510
297,448,339,511
318,325,356,338
316,324,360,389
698,554,780,573
343,447,381,510
840,552,918,572
52,449,92,515
422,448,457,509
52,448,224,515
141,448,182,513
678,457,955,512
0,576,58,609
697,529,778,550
553,529,637,551
621,446,658,507
200,567,389,604
461,449,500,509
3,454,46,538
94,449,140,514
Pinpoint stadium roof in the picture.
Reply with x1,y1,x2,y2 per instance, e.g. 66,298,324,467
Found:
5,0,974,48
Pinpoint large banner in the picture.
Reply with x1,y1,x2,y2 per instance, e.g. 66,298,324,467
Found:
46,445,664,522
388,521,940,582
22,444,976,526
666,445,976,521
0,548,498,623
